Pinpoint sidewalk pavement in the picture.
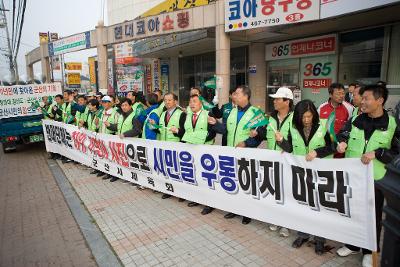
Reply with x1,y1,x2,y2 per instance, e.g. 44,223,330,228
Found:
58,161,362,267
0,144,96,267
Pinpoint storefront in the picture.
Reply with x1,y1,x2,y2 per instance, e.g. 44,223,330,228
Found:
265,23,400,111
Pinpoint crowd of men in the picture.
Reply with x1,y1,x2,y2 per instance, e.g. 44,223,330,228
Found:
40,82,400,267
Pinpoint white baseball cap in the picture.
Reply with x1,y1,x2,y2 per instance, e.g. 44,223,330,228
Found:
269,87,294,100
101,96,112,102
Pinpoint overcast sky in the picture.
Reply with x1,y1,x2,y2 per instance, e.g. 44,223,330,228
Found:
0,0,105,80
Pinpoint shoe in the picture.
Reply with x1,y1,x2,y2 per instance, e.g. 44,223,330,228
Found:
102,175,112,180
224,212,236,219
362,254,372,267
122,179,129,183
292,237,309,248
279,227,290,237
162,194,171,199
90,170,99,174
242,217,251,225
269,224,278,231
188,202,199,207
62,158,72,164
178,198,185,202
97,172,106,177
336,246,359,257
315,240,325,255
110,177,118,182
137,185,145,190
201,207,214,215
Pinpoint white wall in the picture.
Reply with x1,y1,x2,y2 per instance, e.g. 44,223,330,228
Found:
107,0,165,25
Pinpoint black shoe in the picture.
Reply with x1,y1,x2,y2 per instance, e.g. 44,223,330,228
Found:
178,198,185,202
90,170,99,174
292,237,309,248
242,217,251,225
188,202,199,207
102,175,112,180
122,179,130,183
162,194,171,199
315,240,325,255
62,158,72,164
201,207,214,215
110,177,118,182
224,212,236,219
97,172,106,177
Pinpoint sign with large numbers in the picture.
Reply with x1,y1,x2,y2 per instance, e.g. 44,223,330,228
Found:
266,34,337,61
43,119,377,251
300,54,337,106
0,83,62,119
48,31,91,56
225,0,320,32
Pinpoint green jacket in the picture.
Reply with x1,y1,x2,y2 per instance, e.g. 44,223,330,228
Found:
159,109,183,142
182,110,213,144
266,112,293,151
226,106,259,147
117,111,136,135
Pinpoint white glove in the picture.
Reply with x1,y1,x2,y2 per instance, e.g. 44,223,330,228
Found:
212,95,219,105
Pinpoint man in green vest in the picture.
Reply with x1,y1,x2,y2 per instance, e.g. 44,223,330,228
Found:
98,96,119,135
105,98,142,182
248,86,294,236
85,99,101,132
75,95,89,127
127,91,146,122
209,85,262,225
351,84,362,118
154,89,165,116
49,94,64,122
336,84,400,267
149,92,186,199
183,94,217,215
60,90,77,124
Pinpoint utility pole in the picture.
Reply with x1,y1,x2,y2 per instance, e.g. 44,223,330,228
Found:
0,0,16,82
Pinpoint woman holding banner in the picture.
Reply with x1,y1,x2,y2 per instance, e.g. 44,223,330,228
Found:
276,99,335,255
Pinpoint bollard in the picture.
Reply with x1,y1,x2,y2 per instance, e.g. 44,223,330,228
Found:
376,162,400,267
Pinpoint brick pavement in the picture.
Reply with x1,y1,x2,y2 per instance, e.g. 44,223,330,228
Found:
0,143,96,267
59,161,363,267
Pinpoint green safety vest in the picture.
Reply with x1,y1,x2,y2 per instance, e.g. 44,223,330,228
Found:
132,102,145,118
44,104,54,120
182,110,213,145
86,111,100,132
155,102,165,116
345,115,396,180
266,112,293,151
62,102,74,124
99,108,118,135
159,109,183,142
142,108,159,139
75,106,89,126
226,106,259,147
117,111,136,135
290,119,332,158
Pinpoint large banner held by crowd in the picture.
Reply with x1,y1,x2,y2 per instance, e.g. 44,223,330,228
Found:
43,120,377,251
0,83,62,119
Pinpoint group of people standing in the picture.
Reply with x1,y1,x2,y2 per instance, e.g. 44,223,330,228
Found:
41,81,399,267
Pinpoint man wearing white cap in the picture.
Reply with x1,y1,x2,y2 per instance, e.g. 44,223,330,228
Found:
98,96,120,135
248,86,294,237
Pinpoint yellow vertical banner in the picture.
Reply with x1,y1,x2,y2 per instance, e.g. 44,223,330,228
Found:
88,57,97,87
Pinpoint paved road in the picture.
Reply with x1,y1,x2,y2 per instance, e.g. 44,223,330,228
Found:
0,143,96,267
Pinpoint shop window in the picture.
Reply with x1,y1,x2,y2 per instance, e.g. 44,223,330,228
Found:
339,27,384,85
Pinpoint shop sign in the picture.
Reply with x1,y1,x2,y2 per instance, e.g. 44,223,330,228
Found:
51,56,61,71
140,0,216,18
107,58,114,94
116,65,143,93
88,57,97,87
67,73,81,88
48,31,91,56
39,32,49,44
266,34,337,61
114,42,142,65
161,62,169,93
65,62,82,71
145,65,152,94
111,9,194,44
153,59,161,92
225,0,320,32
320,0,400,19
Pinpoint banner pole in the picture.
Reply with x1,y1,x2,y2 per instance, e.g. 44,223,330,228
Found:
372,251,379,267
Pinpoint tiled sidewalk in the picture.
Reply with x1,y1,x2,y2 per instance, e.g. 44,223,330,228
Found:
59,162,362,267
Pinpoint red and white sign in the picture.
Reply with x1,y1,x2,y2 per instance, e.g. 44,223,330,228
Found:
266,34,337,61
225,0,320,32
303,78,332,89
114,42,142,65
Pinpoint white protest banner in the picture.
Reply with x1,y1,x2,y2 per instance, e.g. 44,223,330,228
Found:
0,83,62,119
42,120,377,251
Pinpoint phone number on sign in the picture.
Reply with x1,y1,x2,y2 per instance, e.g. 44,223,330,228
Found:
251,18,280,27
